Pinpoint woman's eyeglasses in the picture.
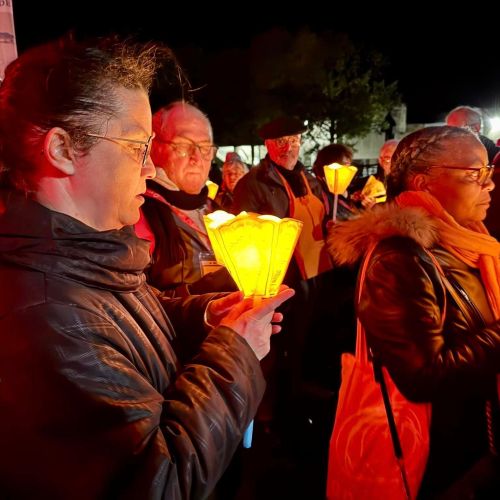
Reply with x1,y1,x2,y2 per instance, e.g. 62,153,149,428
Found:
86,133,153,166
433,164,494,186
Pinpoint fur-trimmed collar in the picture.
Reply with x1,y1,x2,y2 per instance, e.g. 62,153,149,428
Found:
327,202,440,266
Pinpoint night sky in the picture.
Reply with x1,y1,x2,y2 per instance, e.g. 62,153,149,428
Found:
12,1,500,124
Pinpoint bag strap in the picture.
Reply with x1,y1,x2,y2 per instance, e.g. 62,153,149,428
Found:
373,358,412,499
356,244,450,500
356,243,414,498
355,243,377,363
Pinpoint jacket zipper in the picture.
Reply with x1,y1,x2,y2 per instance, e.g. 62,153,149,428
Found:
444,272,498,456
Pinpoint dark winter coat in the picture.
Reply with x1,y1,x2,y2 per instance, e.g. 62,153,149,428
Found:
0,189,264,500
140,178,236,296
327,203,500,496
231,155,323,218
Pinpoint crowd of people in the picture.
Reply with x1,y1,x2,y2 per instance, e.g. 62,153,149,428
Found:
0,35,498,500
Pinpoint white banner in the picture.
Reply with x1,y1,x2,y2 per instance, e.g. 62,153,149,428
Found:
0,0,17,81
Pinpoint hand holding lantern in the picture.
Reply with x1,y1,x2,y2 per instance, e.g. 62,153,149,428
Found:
204,210,302,446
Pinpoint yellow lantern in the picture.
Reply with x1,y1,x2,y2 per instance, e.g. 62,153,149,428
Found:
323,163,358,222
206,180,219,200
204,211,303,298
361,175,387,203
204,210,302,449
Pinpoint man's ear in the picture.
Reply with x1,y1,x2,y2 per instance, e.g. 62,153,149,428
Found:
42,127,77,175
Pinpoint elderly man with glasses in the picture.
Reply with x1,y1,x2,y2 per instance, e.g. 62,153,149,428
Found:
232,117,335,484
136,100,236,297
233,116,331,282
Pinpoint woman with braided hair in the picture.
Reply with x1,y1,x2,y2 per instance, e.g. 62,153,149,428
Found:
327,126,499,497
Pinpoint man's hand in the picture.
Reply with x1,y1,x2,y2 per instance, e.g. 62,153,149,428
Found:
207,286,295,360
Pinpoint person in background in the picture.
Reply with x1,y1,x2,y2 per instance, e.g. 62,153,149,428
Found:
377,138,399,179
0,35,294,499
312,143,356,221
233,116,330,281
351,138,399,208
215,152,249,212
232,116,334,499
485,151,500,239
137,101,236,296
328,125,499,498
446,105,500,163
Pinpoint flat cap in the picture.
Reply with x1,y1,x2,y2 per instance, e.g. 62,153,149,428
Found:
257,116,307,140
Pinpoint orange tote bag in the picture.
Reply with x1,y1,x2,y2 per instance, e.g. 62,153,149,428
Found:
326,245,433,500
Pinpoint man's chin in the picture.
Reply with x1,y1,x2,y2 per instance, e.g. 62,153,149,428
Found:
275,155,298,170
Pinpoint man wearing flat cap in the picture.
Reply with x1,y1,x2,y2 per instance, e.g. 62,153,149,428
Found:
233,116,331,281
232,116,333,461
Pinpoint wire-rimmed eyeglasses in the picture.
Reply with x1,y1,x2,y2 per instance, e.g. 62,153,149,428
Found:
272,136,301,149
85,133,153,166
433,164,494,186
158,138,218,161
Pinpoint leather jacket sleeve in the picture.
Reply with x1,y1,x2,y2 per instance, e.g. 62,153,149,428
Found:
0,301,264,500
158,291,227,362
358,236,500,402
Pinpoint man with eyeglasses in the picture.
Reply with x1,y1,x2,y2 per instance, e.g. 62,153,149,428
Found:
232,116,334,479
233,116,331,281
136,100,236,297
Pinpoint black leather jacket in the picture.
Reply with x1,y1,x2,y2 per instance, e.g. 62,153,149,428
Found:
0,190,265,499
232,155,323,218
328,203,500,496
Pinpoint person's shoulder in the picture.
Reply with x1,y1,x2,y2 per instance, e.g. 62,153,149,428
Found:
0,265,46,318
374,234,426,256
479,135,500,162
235,163,263,186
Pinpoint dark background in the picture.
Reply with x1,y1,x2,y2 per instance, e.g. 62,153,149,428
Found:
12,1,500,124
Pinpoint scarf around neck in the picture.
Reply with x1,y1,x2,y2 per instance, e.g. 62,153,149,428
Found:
158,184,209,211
396,191,500,319
274,161,306,197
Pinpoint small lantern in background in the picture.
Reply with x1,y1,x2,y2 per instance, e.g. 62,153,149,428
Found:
323,163,358,223
361,175,387,203
204,210,303,449
206,180,219,200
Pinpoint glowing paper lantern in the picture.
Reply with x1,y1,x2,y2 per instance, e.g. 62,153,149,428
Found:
204,211,303,298
323,163,358,222
362,175,387,203
206,180,219,200
204,210,302,449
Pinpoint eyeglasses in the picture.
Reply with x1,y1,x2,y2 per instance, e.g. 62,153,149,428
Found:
273,136,301,148
158,138,218,160
433,164,494,186
85,133,153,167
